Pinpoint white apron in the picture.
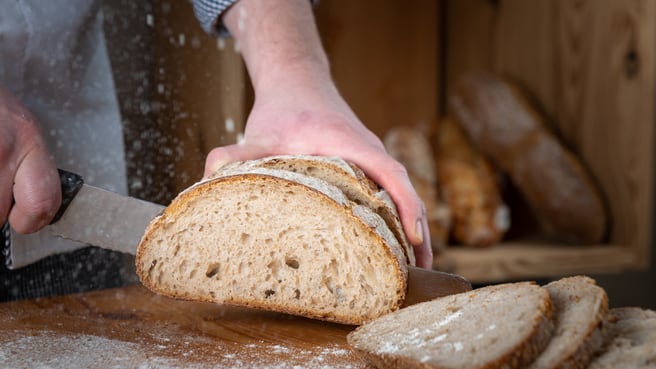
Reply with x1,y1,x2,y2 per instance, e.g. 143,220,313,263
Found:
1,0,127,267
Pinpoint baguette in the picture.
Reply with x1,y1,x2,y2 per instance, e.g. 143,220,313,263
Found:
136,163,408,325
436,116,510,247
449,73,607,244
347,282,554,369
384,127,452,253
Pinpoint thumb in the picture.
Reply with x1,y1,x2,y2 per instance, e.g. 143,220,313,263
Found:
203,143,272,178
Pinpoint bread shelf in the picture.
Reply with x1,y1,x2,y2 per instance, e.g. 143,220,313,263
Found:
435,244,640,284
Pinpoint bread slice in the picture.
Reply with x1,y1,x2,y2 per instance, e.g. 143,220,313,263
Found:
588,307,656,368
347,282,554,369
136,166,408,325
211,155,415,265
528,276,608,369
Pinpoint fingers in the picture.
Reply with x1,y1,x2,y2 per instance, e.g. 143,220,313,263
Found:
342,149,434,269
8,148,61,233
203,143,271,178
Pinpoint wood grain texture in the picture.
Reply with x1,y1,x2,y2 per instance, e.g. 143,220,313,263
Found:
315,0,440,138
436,244,639,284
0,285,365,368
444,0,655,273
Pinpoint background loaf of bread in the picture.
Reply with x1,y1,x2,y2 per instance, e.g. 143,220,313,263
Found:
450,72,607,244
435,116,510,247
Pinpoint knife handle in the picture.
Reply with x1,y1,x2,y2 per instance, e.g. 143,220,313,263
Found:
1,169,84,267
52,169,85,224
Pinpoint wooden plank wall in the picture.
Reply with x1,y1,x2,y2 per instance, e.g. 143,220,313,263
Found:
445,0,656,266
314,1,440,138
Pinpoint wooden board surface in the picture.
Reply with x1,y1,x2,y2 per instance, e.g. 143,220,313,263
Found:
0,285,366,368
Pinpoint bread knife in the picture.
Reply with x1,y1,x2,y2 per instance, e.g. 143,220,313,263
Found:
2,169,471,305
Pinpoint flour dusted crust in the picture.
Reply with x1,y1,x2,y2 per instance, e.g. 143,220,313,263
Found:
211,155,415,266
347,282,554,369
136,165,408,325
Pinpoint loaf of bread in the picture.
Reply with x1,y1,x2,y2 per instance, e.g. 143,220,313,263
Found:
588,307,656,368
347,282,554,369
528,276,608,369
384,126,452,253
435,116,510,247
449,73,607,244
136,157,410,325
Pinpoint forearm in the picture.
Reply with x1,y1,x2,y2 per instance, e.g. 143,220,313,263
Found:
222,0,331,95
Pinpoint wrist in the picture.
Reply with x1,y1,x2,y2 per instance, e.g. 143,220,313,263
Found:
223,0,332,96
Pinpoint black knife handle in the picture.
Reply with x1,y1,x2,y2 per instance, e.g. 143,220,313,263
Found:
1,169,84,267
52,169,85,224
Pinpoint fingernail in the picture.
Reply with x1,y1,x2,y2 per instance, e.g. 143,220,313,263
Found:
414,219,424,244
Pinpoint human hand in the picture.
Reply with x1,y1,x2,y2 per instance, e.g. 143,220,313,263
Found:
203,79,433,268
0,86,61,233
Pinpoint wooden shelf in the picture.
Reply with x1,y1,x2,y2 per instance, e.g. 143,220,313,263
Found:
435,243,641,284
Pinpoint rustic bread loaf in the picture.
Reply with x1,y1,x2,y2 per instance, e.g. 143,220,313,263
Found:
588,307,656,368
528,276,608,369
136,166,408,325
435,116,510,247
384,127,452,253
211,155,415,265
347,282,554,369
449,72,607,244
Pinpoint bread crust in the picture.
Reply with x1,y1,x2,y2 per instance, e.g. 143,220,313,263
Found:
136,167,408,325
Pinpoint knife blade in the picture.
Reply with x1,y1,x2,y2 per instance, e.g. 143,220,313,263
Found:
2,169,471,304
2,169,164,269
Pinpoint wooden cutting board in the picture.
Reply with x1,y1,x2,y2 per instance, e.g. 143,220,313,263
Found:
0,285,367,368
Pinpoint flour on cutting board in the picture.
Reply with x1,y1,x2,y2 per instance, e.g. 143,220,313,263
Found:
0,330,356,369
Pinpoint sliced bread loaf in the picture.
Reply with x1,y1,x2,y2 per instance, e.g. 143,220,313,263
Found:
528,276,608,369
347,282,554,369
211,155,415,265
588,307,656,368
136,166,408,325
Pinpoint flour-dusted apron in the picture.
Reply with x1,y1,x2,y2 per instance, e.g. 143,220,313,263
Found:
0,0,128,297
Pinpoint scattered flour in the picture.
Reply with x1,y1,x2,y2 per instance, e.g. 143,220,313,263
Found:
0,330,357,369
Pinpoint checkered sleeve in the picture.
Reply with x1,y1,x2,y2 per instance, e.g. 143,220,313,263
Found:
191,0,238,36
191,0,319,37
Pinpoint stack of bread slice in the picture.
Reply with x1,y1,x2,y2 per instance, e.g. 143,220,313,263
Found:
136,155,415,325
348,275,655,369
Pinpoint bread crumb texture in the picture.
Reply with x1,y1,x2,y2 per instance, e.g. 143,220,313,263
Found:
136,165,407,325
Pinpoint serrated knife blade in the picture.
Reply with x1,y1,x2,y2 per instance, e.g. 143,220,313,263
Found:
2,169,163,269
